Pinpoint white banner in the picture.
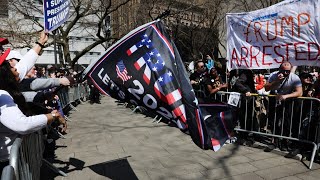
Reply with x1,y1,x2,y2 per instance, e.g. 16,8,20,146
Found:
226,0,320,70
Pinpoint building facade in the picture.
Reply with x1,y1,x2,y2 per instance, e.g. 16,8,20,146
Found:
0,0,105,66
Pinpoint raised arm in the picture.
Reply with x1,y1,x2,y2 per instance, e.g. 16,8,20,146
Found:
15,31,48,81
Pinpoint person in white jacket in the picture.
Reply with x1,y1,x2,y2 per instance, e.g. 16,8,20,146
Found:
6,31,48,82
0,50,67,162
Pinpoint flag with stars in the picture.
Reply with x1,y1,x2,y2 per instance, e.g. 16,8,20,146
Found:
116,60,132,83
82,20,235,151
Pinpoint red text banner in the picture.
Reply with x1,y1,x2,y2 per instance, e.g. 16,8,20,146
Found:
226,0,320,70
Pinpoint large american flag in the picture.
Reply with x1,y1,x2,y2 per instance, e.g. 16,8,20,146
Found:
116,60,132,83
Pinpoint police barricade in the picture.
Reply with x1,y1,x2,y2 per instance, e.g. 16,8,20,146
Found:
210,91,319,169
1,131,67,180
1,132,44,180
1,83,90,179
55,82,90,112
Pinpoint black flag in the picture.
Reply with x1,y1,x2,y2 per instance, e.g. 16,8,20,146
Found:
83,20,234,151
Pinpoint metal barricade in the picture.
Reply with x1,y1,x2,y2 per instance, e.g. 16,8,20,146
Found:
56,86,69,109
55,83,90,112
4,131,44,180
1,166,14,180
1,83,91,179
215,91,320,169
79,82,90,102
1,131,67,180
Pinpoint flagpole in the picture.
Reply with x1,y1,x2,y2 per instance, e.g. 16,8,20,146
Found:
154,10,170,20
53,30,58,67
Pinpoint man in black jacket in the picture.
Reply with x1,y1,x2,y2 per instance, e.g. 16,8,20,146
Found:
232,69,257,146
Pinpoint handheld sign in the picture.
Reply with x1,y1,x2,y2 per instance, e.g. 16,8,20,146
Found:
43,0,70,32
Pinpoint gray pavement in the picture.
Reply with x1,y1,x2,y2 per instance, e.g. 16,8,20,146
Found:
47,96,320,180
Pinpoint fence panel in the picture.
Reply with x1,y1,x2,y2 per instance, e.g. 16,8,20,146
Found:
212,91,320,169
1,83,90,179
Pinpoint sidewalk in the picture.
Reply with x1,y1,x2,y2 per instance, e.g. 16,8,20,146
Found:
43,96,320,180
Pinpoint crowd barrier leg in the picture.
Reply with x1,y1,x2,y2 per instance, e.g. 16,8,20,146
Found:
152,115,162,123
152,115,159,122
156,117,163,123
64,115,72,122
42,159,67,177
56,130,66,139
69,104,79,112
131,106,141,114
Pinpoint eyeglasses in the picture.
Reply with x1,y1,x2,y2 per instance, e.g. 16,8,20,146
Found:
279,69,290,74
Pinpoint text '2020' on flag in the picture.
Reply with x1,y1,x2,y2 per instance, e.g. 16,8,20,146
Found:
83,20,234,151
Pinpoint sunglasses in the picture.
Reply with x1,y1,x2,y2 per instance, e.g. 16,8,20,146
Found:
279,69,290,74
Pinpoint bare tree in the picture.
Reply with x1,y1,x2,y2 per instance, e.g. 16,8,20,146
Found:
130,0,233,62
0,0,133,69
235,0,283,12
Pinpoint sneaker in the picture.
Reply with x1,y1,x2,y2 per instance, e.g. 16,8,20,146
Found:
264,144,276,152
284,149,300,158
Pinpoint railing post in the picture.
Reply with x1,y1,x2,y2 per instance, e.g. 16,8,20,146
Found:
9,137,22,180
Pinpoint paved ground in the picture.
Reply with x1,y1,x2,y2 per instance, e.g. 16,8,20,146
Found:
42,96,320,180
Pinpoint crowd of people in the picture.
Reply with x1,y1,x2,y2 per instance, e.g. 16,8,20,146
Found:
0,32,101,175
0,32,70,171
188,55,320,160
1,31,319,174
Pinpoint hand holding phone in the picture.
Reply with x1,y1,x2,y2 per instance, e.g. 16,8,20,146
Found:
277,72,284,80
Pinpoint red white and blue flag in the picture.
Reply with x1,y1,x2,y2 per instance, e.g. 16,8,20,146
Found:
116,60,132,83
83,20,235,151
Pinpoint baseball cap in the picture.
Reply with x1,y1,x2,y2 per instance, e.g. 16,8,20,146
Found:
6,50,23,61
0,48,11,65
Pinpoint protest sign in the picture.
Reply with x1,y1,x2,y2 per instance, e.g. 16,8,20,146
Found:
43,0,70,32
226,0,320,70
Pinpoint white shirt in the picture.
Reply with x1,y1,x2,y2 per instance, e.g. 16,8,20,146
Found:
0,90,47,161
15,49,39,82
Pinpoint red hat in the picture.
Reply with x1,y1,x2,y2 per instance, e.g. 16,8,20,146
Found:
0,48,11,65
0,38,9,45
